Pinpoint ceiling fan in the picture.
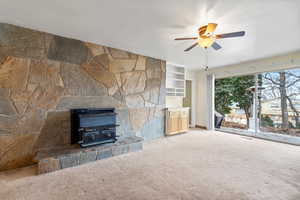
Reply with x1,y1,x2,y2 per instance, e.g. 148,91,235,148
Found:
175,23,245,51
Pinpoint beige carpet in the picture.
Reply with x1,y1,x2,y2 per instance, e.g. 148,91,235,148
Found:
0,130,300,200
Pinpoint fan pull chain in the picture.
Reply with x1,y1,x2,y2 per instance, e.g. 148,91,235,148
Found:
205,48,208,71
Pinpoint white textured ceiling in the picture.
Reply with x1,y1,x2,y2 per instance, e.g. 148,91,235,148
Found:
0,0,300,69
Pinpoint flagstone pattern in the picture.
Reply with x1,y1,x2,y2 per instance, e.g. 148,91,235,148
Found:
0,23,166,171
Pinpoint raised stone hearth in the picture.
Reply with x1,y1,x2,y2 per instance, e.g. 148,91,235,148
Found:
36,136,143,174
0,23,166,171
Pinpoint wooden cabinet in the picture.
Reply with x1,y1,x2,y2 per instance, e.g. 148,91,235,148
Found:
166,108,189,135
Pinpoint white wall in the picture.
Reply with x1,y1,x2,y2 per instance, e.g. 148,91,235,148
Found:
195,50,300,128
195,71,207,127
186,69,197,127
166,96,183,107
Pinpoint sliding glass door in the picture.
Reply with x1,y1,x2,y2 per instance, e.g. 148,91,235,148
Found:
215,67,300,144
259,69,300,138
215,75,255,133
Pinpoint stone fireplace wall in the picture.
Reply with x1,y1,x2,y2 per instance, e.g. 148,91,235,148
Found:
0,23,166,171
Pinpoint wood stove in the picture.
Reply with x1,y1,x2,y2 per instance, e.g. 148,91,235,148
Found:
71,108,118,147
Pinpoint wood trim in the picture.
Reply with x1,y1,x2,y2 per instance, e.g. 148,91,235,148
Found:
195,125,207,130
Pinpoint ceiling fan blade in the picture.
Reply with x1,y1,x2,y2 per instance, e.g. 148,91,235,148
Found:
211,42,222,50
199,25,207,36
216,31,245,39
175,37,198,40
204,23,218,36
184,42,198,52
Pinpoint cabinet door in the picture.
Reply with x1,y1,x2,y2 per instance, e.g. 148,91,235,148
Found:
170,117,179,133
180,110,189,131
166,110,189,135
167,111,180,134
181,117,189,131
178,117,183,131
174,111,181,133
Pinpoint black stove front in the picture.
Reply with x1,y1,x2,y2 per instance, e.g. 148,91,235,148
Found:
71,108,118,147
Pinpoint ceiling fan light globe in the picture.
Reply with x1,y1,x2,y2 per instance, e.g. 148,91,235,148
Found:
198,37,215,48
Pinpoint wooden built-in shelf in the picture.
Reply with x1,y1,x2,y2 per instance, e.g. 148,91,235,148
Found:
166,64,185,97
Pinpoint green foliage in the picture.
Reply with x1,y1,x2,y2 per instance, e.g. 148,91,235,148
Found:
261,115,274,127
215,78,233,115
215,75,255,127
230,76,255,118
288,121,294,129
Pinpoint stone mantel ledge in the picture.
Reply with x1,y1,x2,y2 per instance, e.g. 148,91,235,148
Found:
36,136,143,174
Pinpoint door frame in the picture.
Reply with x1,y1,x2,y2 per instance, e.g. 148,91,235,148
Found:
207,73,215,130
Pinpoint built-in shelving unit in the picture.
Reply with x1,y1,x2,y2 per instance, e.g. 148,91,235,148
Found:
166,64,185,96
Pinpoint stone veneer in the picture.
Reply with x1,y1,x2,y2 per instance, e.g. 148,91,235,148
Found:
0,23,166,171
37,136,143,174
